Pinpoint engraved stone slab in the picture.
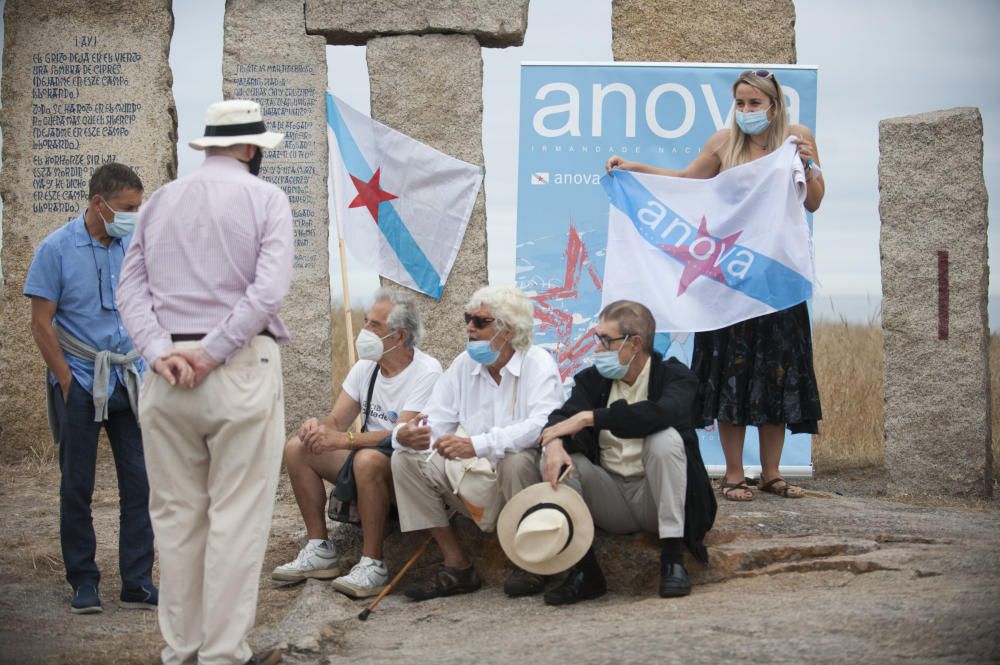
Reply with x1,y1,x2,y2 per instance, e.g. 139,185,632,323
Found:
367,34,488,366
224,0,333,434
305,0,529,47
611,0,796,63
0,0,176,460
879,107,992,498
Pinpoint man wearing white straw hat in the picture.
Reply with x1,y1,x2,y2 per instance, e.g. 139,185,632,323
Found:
539,300,716,605
118,99,290,665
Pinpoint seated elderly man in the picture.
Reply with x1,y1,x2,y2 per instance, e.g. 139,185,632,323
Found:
392,285,565,600
539,300,716,604
273,288,442,598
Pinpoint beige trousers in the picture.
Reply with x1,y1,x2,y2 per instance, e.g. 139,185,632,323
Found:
139,338,284,665
391,448,541,532
557,428,687,538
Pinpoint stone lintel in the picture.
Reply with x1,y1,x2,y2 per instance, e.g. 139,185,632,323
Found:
612,0,796,63
305,0,529,48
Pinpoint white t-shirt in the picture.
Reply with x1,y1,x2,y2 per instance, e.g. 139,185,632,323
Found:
342,349,443,432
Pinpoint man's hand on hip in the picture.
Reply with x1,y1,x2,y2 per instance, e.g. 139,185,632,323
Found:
57,370,73,401
154,354,195,387
173,346,221,388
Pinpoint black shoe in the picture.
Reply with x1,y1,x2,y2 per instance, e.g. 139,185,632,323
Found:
503,568,547,597
543,550,606,606
659,563,691,598
120,584,158,610
404,564,481,601
71,584,102,614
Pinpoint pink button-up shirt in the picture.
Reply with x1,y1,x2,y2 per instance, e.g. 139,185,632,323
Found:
118,155,293,366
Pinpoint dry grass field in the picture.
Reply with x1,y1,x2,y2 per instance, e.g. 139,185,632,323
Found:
811,318,1000,479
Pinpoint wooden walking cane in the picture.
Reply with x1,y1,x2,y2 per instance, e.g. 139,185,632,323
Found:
358,508,459,621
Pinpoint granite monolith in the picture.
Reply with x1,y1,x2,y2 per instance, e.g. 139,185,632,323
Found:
611,0,797,63
223,0,333,432
0,0,176,460
879,107,992,498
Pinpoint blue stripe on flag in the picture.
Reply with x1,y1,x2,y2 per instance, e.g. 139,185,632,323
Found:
325,93,444,299
602,170,811,308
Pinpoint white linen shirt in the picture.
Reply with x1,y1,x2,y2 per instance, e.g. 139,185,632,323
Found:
425,345,565,465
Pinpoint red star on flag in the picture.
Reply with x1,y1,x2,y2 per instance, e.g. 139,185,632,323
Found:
661,216,742,296
349,167,397,223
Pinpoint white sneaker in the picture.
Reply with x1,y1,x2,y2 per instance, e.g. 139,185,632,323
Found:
330,556,389,598
271,541,340,581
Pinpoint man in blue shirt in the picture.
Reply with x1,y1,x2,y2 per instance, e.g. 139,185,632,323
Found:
24,163,156,615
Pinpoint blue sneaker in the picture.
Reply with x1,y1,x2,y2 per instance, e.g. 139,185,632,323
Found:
71,584,102,614
120,584,158,610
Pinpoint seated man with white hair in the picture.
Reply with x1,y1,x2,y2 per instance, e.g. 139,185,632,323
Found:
273,288,441,599
392,285,565,600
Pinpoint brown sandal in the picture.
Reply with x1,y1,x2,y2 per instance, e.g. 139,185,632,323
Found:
759,477,805,498
720,478,754,502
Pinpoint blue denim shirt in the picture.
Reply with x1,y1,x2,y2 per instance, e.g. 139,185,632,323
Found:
24,212,146,396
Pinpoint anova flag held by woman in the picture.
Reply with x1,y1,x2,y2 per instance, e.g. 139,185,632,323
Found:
601,137,815,332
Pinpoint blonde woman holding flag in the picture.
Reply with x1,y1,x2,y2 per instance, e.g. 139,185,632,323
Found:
606,69,826,502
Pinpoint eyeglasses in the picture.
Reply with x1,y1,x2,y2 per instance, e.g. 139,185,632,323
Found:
592,332,629,350
464,313,496,329
89,242,119,312
741,69,774,81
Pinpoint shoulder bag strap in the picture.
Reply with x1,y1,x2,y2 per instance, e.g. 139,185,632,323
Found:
360,364,379,433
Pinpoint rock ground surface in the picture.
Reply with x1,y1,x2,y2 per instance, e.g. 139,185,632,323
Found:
1,455,997,664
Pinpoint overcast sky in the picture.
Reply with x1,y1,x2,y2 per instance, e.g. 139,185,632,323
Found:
4,0,998,314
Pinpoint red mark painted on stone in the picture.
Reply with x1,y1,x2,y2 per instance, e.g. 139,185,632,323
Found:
938,250,949,341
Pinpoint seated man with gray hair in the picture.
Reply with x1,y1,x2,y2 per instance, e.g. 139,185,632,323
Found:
273,288,442,599
392,285,565,600
539,300,716,604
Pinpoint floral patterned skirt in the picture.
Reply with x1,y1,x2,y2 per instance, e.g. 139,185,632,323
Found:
691,301,822,434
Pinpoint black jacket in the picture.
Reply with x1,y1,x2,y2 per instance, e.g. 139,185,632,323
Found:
547,353,717,564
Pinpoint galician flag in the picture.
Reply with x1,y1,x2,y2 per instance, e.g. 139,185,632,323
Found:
601,137,814,332
326,92,483,299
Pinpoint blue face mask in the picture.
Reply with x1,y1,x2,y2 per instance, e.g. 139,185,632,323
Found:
593,336,635,380
735,108,771,136
98,197,139,238
467,330,501,365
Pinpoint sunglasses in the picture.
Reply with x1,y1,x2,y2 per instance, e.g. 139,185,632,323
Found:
464,313,496,329
741,69,774,80
592,332,629,350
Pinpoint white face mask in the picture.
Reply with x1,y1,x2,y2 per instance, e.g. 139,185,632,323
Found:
355,328,398,362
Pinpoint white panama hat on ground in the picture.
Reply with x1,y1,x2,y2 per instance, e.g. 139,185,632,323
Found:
497,482,594,576
188,99,284,150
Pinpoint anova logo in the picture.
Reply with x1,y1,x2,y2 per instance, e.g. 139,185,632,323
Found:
531,81,802,139
530,172,603,186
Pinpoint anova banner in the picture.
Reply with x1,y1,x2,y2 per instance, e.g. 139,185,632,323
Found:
515,62,818,475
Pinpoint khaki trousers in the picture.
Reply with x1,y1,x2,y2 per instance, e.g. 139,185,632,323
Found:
139,338,284,665
391,448,541,532
558,428,687,538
